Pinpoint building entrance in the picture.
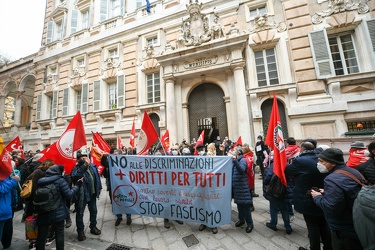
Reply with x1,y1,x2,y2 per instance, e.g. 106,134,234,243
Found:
188,83,228,144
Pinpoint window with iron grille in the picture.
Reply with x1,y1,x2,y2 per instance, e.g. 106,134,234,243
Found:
347,121,375,132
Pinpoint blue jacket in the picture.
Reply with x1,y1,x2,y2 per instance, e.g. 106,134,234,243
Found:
232,155,252,204
285,150,328,216
313,164,363,240
37,165,79,226
71,163,102,202
263,161,292,201
0,177,18,221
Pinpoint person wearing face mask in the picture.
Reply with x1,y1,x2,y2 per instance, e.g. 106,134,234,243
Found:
195,144,206,156
170,145,181,156
286,142,332,250
71,151,102,241
311,148,365,250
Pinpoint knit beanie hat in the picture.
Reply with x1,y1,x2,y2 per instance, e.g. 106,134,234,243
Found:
318,148,345,165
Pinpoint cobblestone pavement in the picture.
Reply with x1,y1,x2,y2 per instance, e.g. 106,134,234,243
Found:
9,174,309,250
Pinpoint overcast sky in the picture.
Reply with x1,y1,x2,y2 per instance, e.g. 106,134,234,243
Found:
0,0,46,60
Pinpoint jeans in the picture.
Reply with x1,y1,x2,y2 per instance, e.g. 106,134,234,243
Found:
36,220,64,250
2,210,14,248
331,230,363,250
269,198,291,230
75,194,98,232
303,214,332,250
116,214,131,219
237,204,253,226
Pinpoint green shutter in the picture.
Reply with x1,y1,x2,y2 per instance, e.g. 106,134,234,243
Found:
81,83,89,114
71,9,78,34
52,90,58,118
308,30,334,78
62,88,69,116
93,80,101,111
117,75,125,108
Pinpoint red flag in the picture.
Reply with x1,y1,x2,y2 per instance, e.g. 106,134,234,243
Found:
130,117,136,149
0,136,12,180
161,130,170,152
265,93,287,186
194,130,205,155
5,136,24,158
136,111,159,155
38,111,87,174
230,136,243,153
117,135,124,150
91,131,111,175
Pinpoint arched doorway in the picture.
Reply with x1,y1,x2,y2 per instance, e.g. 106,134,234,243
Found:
188,83,228,143
149,113,160,137
261,98,289,139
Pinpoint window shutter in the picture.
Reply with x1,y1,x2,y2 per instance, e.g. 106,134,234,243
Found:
46,21,54,44
62,88,69,116
121,0,125,15
81,83,89,114
61,17,66,39
308,30,334,78
71,9,78,34
117,75,125,108
366,19,375,52
36,94,42,120
100,0,108,22
52,90,58,118
93,80,101,111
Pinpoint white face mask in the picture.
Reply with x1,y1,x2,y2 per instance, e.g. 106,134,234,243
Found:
172,150,179,156
317,162,329,173
198,150,205,156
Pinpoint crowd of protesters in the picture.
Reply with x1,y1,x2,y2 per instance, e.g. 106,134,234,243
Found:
2,136,375,250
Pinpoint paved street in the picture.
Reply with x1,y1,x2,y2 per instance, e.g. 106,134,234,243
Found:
9,175,309,250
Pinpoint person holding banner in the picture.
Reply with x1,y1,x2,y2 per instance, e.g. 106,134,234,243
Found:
71,151,102,241
232,147,254,233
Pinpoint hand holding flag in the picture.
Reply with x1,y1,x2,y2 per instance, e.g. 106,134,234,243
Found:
0,136,12,180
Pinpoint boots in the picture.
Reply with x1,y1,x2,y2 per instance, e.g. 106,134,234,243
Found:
251,189,259,197
78,231,86,241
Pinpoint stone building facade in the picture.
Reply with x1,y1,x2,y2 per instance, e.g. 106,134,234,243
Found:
0,0,374,152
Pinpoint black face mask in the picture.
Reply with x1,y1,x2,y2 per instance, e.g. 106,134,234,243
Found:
78,159,86,166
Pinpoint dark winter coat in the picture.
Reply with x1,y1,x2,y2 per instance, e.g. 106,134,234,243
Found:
232,155,252,204
25,166,49,216
313,164,363,240
357,157,375,185
36,165,79,226
71,163,102,201
285,150,328,216
263,161,292,201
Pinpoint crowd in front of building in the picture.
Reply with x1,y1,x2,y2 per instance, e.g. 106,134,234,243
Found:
1,135,374,250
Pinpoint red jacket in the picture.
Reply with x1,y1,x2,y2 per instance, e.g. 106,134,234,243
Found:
244,151,255,189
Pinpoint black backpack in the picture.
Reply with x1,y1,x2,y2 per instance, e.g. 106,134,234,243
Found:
267,174,286,199
33,183,61,214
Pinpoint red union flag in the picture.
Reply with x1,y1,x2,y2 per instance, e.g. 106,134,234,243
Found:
38,111,87,174
136,111,159,155
130,117,136,149
265,93,287,186
230,136,243,153
117,135,124,150
0,136,12,180
91,131,111,175
5,135,24,158
194,130,205,155
161,130,170,152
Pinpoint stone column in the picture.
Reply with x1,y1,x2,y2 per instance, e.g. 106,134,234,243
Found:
14,91,24,126
232,63,251,143
165,77,177,144
0,94,5,124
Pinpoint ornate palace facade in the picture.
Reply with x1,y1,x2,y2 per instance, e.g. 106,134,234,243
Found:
1,0,375,151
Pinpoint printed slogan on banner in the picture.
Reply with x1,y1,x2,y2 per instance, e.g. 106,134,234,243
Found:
108,155,232,227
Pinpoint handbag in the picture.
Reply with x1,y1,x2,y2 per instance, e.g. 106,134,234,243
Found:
20,179,33,199
25,214,38,240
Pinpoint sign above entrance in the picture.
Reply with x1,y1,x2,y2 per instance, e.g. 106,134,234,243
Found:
184,56,218,69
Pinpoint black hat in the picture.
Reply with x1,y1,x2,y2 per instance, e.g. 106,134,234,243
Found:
195,144,205,150
350,141,366,149
318,148,345,165
76,151,88,159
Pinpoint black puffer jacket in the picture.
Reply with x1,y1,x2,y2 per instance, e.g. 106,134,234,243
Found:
36,165,79,226
357,157,375,185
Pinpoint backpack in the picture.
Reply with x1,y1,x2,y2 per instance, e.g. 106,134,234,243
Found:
267,174,286,199
33,183,61,214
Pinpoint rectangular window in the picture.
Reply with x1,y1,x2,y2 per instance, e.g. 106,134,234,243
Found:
76,90,82,112
328,34,359,76
110,0,121,17
254,48,279,87
108,48,118,58
147,72,160,103
82,10,89,29
108,82,117,109
147,37,158,46
250,6,267,18
347,121,375,132
56,21,63,40
136,0,143,8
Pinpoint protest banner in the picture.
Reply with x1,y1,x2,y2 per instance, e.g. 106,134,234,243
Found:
108,155,232,227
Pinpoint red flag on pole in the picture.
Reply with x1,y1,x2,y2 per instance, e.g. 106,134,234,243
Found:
0,136,12,180
92,132,111,153
161,130,170,152
5,135,24,158
136,111,159,155
38,111,87,174
194,130,205,155
230,136,243,153
117,135,123,150
91,131,111,175
265,93,287,186
130,117,136,149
